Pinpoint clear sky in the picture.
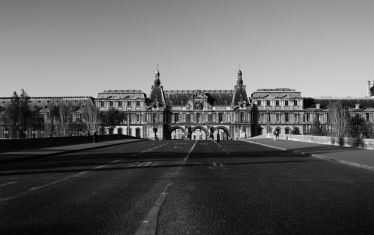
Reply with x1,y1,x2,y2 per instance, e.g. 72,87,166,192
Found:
1,0,373,98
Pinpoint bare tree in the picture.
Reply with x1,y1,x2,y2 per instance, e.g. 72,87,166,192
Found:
328,101,350,137
83,100,99,135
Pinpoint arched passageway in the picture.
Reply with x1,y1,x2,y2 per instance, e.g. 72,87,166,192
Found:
191,126,208,140
170,127,185,139
213,126,230,140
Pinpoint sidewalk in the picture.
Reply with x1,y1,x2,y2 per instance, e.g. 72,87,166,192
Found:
0,139,145,163
244,138,374,171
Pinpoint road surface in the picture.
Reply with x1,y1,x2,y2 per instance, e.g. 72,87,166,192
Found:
1,140,374,234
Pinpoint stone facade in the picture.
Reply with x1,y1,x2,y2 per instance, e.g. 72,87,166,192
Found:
1,70,374,139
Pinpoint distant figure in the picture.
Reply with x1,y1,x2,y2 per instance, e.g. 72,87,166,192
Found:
217,133,220,143
275,130,280,140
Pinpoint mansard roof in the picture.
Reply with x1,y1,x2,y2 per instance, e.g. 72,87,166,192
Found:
148,85,166,107
164,90,234,106
232,85,249,105
251,88,301,98
304,97,374,109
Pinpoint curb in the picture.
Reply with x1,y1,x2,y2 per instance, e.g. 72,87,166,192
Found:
0,139,147,164
244,139,374,171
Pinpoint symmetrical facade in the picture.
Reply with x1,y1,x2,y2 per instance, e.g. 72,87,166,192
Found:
96,70,374,139
1,70,374,139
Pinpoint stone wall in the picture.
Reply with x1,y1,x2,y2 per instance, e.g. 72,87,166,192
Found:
281,134,374,150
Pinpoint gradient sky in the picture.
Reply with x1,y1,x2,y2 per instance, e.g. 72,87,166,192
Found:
1,0,374,98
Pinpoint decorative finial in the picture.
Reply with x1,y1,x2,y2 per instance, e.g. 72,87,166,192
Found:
154,64,160,85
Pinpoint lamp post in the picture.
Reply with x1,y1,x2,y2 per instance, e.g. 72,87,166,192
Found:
127,108,130,136
266,108,270,134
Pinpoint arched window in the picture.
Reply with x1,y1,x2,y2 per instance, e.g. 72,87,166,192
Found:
285,127,290,134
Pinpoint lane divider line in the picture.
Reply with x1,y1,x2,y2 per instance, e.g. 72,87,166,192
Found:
211,140,229,154
135,140,198,234
1,171,89,201
0,181,17,187
242,139,287,151
135,182,174,235
183,140,198,162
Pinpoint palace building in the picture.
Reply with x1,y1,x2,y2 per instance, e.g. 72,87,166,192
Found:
1,69,374,139
96,69,374,140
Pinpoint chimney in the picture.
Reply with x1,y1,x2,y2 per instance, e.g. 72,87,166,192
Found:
316,103,320,109
355,103,360,109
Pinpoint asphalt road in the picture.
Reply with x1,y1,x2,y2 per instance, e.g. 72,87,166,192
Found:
1,140,374,234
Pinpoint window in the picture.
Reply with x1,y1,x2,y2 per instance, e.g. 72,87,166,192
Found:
366,113,370,121
152,113,156,123
109,101,113,107
118,101,122,107
285,100,288,106
266,100,270,106
100,101,104,107
174,113,179,123
257,100,261,106
294,100,298,106
285,113,289,122
276,100,279,106
285,127,290,134
294,113,298,122
240,112,245,123
218,113,223,123
276,114,280,122
136,101,140,107
208,114,213,122
186,114,191,123
127,101,131,107
306,113,310,122
196,113,201,123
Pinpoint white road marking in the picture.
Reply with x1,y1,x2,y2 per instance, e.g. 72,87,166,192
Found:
111,159,121,163
29,171,88,191
135,182,174,235
0,181,17,187
129,163,137,167
183,140,198,162
94,165,108,169
1,171,89,202
143,162,152,167
213,162,217,167
137,162,146,167
211,140,230,154
135,141,198,234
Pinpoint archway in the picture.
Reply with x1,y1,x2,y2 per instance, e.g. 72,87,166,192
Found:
285,127,290,134
292,127,300,135
213,126,230,140
191,126,208,140
170,126,185,140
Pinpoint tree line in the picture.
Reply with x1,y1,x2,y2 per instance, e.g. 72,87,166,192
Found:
0,90,127,138
309,101,374,138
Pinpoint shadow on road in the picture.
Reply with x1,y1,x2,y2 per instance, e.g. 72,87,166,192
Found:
0,141,315,176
